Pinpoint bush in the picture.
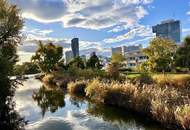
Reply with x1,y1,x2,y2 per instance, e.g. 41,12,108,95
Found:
42,74,55,84
70,76,190,130
151,100,176,127
68,81,87,96
131,73,154,86
85,78,107,103
152,74,190,88
175,105,190,129
106,63,120,79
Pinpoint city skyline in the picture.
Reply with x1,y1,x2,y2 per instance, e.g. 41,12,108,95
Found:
9,0,190,63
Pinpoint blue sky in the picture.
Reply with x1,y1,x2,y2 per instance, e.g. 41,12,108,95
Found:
9,0,190,62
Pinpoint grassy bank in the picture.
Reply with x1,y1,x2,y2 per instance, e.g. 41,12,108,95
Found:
66,74,190,130
42,68,125,88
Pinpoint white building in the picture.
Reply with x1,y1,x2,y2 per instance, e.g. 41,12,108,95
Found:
122,45,148,68
124,50,148,68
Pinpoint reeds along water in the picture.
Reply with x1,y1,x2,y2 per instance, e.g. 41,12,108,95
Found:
67,75,190,130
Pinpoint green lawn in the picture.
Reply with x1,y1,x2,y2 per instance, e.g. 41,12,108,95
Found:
122,71,190,79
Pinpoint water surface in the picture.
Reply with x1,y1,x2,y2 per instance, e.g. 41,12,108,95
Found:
15,78,168,130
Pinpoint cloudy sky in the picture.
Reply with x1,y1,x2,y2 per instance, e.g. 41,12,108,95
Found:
8,0,190,63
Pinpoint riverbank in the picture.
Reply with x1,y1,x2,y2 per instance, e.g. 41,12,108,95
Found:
15,78,169,130
43,73,190,130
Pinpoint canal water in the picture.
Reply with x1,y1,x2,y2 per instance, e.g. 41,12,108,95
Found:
14,78,168,130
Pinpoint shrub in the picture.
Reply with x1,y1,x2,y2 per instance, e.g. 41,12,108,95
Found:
104,82,138,109
85,78,107,103
42,74,55,84
175,105,190,129
106,63,119,79
132,86,153,114
153,74,190,88
131,73,154,86
151,100,176,126
68,81,87,96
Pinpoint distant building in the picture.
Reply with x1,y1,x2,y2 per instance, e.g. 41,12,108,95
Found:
111,47,122,55
65,50,73,63
122,45,142,56
122,45,148,68
71,38,79,57
152,19,181,43
124,50,148,68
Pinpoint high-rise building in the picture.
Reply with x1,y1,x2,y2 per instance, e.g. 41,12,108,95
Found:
71,38,79,57
65,50,73,63
111,47,122,55
152,19,181,43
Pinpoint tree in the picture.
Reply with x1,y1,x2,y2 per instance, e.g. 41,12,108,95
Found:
106,52,124,78
68,56,85,69
143,37,176,72
13,62,40,75
111,52,124,64
175,36,190,71
31,42,63,73
87,52,102,69
0,0,25,129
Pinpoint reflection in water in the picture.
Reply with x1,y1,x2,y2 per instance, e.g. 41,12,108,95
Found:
86,103,166,130
33,86,66,117
69,95,86,108
15,79,168,130
27,118,73,130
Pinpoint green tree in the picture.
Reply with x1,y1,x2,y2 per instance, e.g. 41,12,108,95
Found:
0,0,25,129
68,56,85,69
111,52,124,64
143,37,176,72
106,52,124,78
13,62,40,75
87,52,102,69
31,42,63,73
175,36,190,71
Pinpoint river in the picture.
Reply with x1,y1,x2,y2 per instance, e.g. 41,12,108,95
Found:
14,78,168,130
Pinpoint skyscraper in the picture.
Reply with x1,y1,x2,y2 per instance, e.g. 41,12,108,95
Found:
152,19,181,43
71,38,79,57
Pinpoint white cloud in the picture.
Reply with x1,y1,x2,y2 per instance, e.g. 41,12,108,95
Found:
182,28,190,33
104,24,153,43
19,26,107,57
10,0,153,30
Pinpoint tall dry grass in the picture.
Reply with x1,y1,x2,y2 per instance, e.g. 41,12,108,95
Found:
83,75,190,130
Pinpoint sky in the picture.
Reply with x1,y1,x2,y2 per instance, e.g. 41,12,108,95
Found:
8,0,190,63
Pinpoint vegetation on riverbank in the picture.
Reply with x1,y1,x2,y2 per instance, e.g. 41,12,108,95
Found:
66,74,190,130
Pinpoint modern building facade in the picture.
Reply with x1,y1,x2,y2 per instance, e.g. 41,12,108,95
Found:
122,45,148,68
65,50,73,64
122,45,142,56
152,19,181,43
71,38,79,57
111,47,122,55
111,45,147,68
124,50,148,67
